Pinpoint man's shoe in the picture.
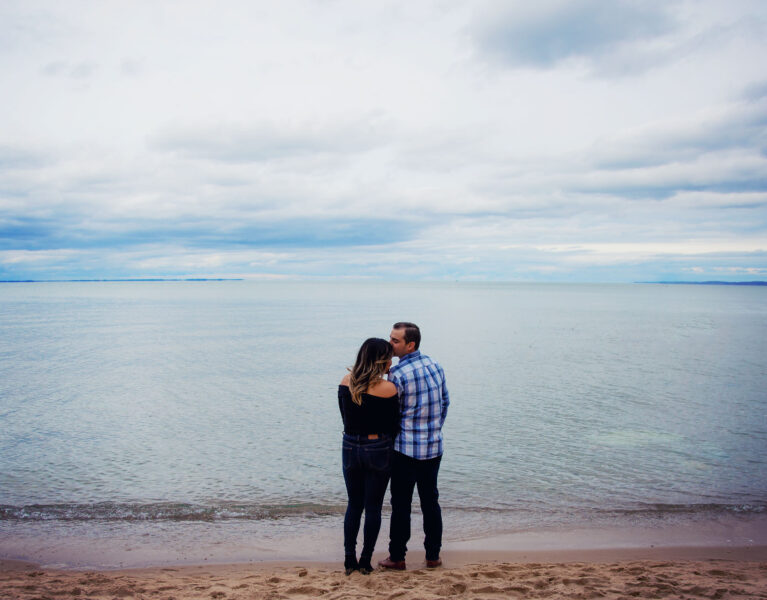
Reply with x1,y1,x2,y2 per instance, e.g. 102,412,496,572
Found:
377,556,406,570
425,558,442,568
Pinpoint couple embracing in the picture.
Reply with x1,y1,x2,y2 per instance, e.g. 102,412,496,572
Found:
337,322,450,574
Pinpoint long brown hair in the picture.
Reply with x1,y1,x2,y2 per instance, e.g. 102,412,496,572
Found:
349,338,393,405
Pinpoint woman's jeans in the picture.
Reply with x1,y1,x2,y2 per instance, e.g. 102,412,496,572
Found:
342,434,393,560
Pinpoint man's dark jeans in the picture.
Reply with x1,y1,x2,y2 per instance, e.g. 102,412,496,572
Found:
342,434,393,561
388,451,442,562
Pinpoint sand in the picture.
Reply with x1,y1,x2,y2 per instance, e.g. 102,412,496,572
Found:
3,547,766,600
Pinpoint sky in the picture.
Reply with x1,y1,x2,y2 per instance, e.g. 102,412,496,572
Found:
1,0,766,282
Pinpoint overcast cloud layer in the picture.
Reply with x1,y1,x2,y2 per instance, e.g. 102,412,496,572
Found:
1,0,766,281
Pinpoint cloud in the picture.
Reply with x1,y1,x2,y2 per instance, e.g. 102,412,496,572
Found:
589,97,767,170
0,211,421,252
1,1,766,282
119,58,142,77
150,116,390,163
470,0,767,78
0,2,69,55
571,151,767,201
0,144,49,171
743,79,767,101
41,60,98,79
460,94,767,209
471,0,676,70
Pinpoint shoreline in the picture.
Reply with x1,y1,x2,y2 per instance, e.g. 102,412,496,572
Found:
3,513,767,571
4,544,767,573
4,519,767,599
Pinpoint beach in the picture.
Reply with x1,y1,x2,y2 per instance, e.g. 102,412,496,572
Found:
3,281,766,597
4,521,767,599
3,544,767,600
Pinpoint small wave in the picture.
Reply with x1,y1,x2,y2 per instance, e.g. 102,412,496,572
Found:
444,502,767,518
2,500,764,524
0,501,346,523
602,502,767,517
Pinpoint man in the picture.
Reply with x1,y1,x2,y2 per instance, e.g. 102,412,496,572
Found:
378,322,449,570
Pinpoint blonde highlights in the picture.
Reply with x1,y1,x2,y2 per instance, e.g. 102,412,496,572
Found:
349,338,394,405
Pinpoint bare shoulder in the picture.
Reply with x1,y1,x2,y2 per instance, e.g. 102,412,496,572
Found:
340,373,351,386
368,379,397,397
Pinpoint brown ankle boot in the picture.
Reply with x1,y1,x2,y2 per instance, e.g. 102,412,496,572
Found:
377,556,406,570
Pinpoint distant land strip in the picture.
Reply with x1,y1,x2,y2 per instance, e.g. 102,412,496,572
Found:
639,281,767,286
0,278,244,283
2,279,765,285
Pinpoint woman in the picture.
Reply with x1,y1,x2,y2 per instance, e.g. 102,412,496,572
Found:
338,338,400,575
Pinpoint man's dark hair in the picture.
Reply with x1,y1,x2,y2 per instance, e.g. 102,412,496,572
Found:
393,322,421,350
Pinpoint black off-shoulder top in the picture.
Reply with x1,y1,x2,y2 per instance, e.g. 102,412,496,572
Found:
338,385,400,436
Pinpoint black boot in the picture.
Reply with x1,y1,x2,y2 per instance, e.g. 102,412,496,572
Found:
344,555,359,575
358,556,373,575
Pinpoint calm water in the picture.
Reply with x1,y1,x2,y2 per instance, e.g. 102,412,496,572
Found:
1,281,766,566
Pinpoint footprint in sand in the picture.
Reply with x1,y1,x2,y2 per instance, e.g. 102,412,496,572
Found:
111,585,141,597
532,577,553,589
285,585,328,595
473,584,504,593
503,585,532,594
436,582,467,596
708,569,746,580
478,569,505,579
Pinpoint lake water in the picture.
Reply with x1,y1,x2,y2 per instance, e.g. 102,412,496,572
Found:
1,281,766,567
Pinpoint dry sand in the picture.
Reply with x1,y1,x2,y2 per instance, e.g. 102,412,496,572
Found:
3,547,766,600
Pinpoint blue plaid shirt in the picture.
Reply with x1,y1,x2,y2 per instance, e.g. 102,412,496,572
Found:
388,350,449,460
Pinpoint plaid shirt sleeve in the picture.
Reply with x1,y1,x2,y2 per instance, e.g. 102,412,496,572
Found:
389,351,449,460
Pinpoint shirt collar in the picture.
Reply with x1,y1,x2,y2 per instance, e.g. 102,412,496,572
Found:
398,350,421,365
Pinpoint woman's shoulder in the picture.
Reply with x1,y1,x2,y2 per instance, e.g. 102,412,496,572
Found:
366,379,398,398
340,373,351,386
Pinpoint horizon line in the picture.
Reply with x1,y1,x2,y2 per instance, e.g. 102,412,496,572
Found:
2,278,767,285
